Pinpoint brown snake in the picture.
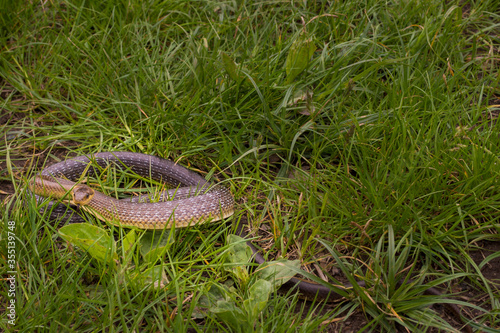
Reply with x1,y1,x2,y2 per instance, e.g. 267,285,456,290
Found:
29,151,473,332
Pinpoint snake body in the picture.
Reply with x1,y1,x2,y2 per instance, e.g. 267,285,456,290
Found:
29,152,234,229
30,152,472,332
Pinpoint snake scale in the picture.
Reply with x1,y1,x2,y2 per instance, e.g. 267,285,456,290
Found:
29,151,472,332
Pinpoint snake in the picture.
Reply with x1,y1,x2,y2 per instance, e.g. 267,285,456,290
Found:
29,151,473,332
29,152,234,229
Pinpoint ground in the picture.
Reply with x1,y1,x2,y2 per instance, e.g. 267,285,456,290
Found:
1,110,499,332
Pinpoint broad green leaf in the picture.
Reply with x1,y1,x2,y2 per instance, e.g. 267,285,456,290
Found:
285,35,316,84
221,52,243,83
243,279,271,320
226,234,253,263
226,234,253,283
129,265,168,289
211,300,250,333
200,284,227,306
255,259,300,290
59,223,118,264
200,281,237,307
196,284,227,319
139,229,175,263
198,281,238,316
122,229,136,253
288,88,315,115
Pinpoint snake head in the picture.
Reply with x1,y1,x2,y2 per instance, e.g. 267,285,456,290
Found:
71,185,94,206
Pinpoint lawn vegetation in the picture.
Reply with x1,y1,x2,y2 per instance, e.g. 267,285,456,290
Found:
1,0,499,332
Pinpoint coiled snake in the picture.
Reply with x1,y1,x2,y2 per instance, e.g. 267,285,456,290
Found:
29,151,472,332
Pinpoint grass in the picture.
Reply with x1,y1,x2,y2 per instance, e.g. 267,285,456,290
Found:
1,0,499,332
